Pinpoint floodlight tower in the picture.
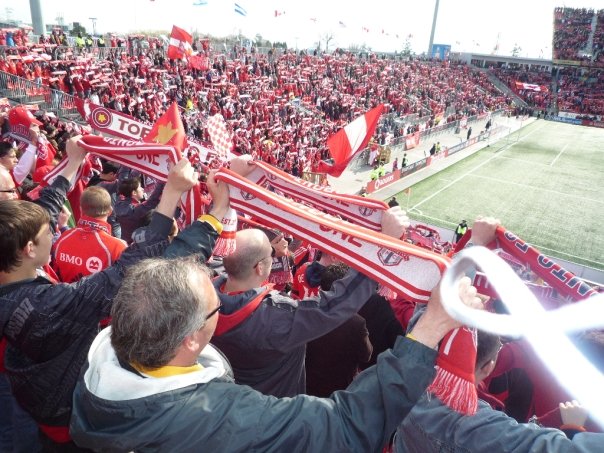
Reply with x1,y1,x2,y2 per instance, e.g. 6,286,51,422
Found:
29,0,46,35
427,0,440,58
89,17,97,36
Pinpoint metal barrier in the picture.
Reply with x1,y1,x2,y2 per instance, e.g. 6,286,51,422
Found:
386,109,505,150
0,43,163,61
0,70,84,122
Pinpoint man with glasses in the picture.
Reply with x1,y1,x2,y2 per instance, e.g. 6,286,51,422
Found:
0,137,230,450
210,208,413,398
71,253,484,452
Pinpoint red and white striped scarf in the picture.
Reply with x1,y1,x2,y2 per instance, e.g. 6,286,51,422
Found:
215,167,449,303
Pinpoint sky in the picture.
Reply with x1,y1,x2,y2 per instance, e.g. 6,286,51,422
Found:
5,0,604,57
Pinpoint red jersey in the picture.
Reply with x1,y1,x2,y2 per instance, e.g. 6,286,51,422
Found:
52,216,127,283
291,262,320,300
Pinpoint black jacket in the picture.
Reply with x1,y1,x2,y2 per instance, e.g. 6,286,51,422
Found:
0,176,218,426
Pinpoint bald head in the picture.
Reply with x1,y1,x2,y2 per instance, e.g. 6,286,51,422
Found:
223,229,272,280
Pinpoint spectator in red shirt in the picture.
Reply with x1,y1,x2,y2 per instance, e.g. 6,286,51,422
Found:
52,186,127,283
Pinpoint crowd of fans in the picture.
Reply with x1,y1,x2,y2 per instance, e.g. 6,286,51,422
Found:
0,14,603,452
553,7,597,62
1,100,603,451
0,35,513,175
489,67,552,109
557,67,604,117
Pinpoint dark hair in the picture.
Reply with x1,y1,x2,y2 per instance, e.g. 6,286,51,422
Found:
111,258,212,368
118,177,141,198
0,141,16,158
320,262,350,291
0,200,50,272
476,330,501,370
101,161,120,175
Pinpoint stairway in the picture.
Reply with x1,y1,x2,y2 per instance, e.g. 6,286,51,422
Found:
582,13,598,58
480,68,529,108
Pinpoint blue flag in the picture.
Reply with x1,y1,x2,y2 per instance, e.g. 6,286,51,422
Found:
234,2,247,16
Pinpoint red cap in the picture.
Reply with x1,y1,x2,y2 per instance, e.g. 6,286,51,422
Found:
8,106,43,129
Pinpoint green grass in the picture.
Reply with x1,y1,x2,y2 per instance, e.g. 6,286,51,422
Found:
391,120,604,270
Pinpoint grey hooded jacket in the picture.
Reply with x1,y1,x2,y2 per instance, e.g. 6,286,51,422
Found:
70,334,437,452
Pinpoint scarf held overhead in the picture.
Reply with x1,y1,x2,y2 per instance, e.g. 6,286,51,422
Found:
245,161,389,231
215,168,448,303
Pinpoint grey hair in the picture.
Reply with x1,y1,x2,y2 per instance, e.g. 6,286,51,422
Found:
223,229,270,280
110,257,212,369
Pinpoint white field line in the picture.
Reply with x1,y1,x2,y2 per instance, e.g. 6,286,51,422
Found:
495,155,556,168
466,174,604,205
409,211,457,226
410,212,604,268
411,121,548,211
550,143,569,166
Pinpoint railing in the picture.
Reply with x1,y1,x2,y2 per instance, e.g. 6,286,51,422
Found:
0,70,83,122
385,109,506,150
0,43,164,61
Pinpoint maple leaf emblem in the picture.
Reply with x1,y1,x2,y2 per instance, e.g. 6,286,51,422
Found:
153,122,178,144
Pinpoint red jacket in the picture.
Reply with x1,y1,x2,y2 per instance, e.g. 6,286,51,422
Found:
291,262,320,300
52,216,127,283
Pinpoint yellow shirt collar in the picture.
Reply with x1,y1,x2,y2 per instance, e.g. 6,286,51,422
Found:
131,362,203,378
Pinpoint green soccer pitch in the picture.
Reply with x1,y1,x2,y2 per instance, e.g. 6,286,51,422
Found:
391,120,604,270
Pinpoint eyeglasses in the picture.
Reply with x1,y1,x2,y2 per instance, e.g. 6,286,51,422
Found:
253,252,274,269
204,301,223,321
0,188,18,193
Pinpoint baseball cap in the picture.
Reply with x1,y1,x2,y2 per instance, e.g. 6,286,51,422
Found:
8,106,43,128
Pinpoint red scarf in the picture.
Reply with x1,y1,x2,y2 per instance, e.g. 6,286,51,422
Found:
77,214,111,235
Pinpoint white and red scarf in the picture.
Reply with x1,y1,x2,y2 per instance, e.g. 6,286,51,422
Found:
215,167,449,303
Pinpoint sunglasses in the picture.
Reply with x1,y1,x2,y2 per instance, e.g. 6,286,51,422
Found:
0,188,18,193
204,301,223,322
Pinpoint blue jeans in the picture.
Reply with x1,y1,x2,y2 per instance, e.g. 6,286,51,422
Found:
0,372,42,452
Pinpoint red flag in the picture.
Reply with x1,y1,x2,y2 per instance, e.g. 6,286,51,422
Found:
143,102,187,156
320,104,384,177
189,54,209,71
167,25,193,60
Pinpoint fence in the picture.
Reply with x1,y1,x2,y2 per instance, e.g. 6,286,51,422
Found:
387,109,506,151
0,70,83,122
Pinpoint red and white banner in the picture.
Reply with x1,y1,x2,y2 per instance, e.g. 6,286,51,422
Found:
404,131,420,150
206,113,233,160
427,148,449,165
167,25,194,60
75,98,215,163
189,55,209,71
319,104,384,177
514,81,549,93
